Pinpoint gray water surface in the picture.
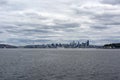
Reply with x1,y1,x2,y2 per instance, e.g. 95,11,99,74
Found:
0,49,120,80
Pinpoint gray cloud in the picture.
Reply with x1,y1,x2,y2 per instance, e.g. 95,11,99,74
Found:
101,0,120,5
21,29,55,35
0,31,3,33
90,25,109,30
0,0,7,5
6,38,52,45
90,11,120,30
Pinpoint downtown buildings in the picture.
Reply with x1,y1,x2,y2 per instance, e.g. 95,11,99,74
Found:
24,40,90,48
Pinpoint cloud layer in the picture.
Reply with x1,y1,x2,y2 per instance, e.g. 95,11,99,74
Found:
0,0,120,45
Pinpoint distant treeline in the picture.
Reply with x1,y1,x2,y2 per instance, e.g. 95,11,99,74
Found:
104,43,120,49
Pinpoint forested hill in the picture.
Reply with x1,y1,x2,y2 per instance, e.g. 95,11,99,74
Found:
104,43,120,48
0,44,18,48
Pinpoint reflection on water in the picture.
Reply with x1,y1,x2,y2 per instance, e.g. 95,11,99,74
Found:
0,49,120,80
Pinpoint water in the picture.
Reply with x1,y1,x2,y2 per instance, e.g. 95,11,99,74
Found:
0,49,120,80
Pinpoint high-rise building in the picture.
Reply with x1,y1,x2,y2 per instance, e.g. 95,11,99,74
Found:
86,40,89,46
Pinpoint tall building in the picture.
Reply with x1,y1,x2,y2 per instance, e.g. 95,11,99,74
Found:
86,40,89,46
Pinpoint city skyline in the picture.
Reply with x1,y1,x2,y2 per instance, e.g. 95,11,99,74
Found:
0,0,120,45
23,40,90,48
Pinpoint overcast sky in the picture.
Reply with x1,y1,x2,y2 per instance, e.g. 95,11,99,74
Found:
0,0,120,45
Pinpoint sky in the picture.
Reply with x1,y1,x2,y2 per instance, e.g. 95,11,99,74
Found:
0,0,120,45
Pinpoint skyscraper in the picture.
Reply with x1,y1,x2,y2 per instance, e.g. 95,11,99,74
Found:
86,40,89,46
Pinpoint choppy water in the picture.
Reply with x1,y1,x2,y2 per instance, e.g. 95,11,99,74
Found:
0,49,120,80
